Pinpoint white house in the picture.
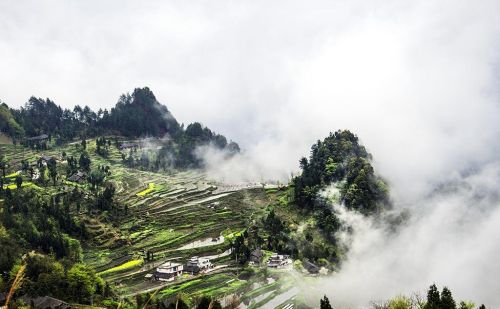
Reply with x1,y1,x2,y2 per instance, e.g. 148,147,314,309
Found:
153,261,183,281
185,256,213,274
267,254,292,268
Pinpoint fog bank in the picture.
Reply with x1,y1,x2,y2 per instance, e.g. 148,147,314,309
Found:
314,162,500,307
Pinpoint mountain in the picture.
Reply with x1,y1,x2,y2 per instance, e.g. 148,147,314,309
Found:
100,87,181,138
0,102,24,139
6,87,239,169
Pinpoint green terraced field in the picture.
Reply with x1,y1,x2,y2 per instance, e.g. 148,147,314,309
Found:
0,139,311,308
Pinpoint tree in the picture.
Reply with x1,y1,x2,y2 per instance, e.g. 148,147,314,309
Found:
97,183,115,210
47,158,58,186
87,170,105,194
15,175,22,188
0,155,7,178
424,284,441,309
67,263,97,304
441,287,456,309
165,296,189,309
79,153,91,171
39,164,46,184
388,296,411,309
0,102,24,138
320,295,333,309
0,226,20,274
459,301,475,309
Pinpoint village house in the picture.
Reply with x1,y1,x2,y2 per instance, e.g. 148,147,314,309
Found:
36,155,56,167
248,249,264,266
67,171,86,183
303,260,320,274
19,296,71,309
185,256,213,274
267,254,292,269
119,143,138,150
153,261,183,281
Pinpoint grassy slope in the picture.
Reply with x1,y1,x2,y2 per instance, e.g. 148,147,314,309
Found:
0,139,326,308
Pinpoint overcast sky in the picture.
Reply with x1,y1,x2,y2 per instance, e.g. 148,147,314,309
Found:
2,1,500,195
2,1,500,306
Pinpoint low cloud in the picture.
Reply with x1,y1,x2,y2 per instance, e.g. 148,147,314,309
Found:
195,143,291,184
2,0,500,306
310,162,500,308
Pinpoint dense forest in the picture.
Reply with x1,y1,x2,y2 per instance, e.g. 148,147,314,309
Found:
293,130,389,214
226,131,390,270
0,87,239,169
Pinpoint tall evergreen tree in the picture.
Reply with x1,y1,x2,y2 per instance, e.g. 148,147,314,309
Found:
320,295,333,309
425,284,441,309
441,287,456,309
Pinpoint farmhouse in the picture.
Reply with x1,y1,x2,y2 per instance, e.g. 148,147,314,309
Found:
20,296,71,309
267,254,292,268
303,260,320,274
185,256,213,274
67,171,86,183
119,143,138,150
39,155,56,164
153,261,183,281
249,249,264,265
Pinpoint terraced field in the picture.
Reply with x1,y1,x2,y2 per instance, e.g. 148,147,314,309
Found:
0,139,312,308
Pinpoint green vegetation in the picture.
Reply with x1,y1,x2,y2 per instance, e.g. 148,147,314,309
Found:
1,99,485,309
0,102,24,139
293,130,389,214
4,87,240,169
98,259,143,276
137,183,156,197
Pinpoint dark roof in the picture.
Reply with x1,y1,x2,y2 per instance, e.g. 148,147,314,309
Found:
21,296,71,309
251,249,263,258
249,249,263,262
120,143,138,149
303,260,320,273
40,155,54,162
26,134,49,141
67,171,86,182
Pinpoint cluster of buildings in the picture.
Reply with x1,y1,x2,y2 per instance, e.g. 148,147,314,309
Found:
148,256,214,282
248,249,293,269
146,250,320,283
249,249,319,274
266,254,292,269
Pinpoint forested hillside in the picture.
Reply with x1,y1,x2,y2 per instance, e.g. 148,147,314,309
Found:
293,130,389,214
0,103,24,139
0,99,486,309
0,125,490,308
2,87,239,169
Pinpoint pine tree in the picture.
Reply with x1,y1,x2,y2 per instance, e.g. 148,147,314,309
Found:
424,284,441,309
320,295,333,309
440,287,456,309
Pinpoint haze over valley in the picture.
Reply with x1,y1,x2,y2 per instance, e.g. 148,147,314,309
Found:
1,1,500,308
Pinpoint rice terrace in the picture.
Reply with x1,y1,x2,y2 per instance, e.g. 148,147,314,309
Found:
2,1,499,308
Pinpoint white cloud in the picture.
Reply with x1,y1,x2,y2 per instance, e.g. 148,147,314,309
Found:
2,0,500,306
316,163,500,308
